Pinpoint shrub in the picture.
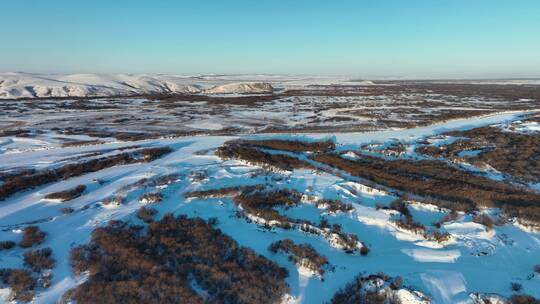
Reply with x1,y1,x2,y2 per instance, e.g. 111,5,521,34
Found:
473,214,494,230
311,153,540,222
44,184,86,201
19,226,46,248
0,240,16,250
60,207,74,214
23,248,55,272
329,273,408,304
0,269,36,302
360,245,370,256
139,192,163,204
390,276,403,290
216,142,315,171
65,214,289,304
269,239,329,275
238,139,335,153
137,206,158,223
511,282,523,292
0,147,172,201
510,294,540,304
316,199,354,213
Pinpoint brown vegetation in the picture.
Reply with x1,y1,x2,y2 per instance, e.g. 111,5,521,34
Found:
23,248,55,272
418,126,540,182
59,207,74,214
0,147,172,201
138,192,163,203
472,214,494,230
0,240,16,250
239,139,335,153
316,199,354,213
269,239,330,276
19,226,46,248
233,187,303,223
328,273,414,304
312,153,540,223
65,214,289,304
0,269,36,302
136,206,158,223
216,141,315,171
44,185,86,201
510,295,540,304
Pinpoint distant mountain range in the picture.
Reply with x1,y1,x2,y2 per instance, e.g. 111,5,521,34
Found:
0,72,375,99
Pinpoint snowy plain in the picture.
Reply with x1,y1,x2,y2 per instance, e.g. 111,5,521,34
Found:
1,107,539,303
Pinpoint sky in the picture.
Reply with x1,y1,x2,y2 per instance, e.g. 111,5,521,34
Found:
1,0,539,78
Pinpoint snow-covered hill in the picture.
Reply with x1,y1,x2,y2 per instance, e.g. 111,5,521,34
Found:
0,72,379,99
0,73,277,99
204,82,273,94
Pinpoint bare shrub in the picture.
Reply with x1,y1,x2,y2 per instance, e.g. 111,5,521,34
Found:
473,214,494,230
65,214,289,304
433,210,459,228
59,207,74,214
312,153,540,223
360,245,370,256
269,239,330,275
329,273,409,304
23,248,55,272
45,185,86,201
0,269,36,302
0,147,172,201
510,294,540,304
216,142,315,171
0,240,16,250
139,192,163,203
19,226,46,248
137,206,158,223
511,282,523,292
239,139,335,153
390,276,403,290
316,199,353,213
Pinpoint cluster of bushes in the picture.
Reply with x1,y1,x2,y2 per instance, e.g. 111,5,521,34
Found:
0,240,16,250
472,214,495,230
311,153,540,224
388,199,451,243
59,207,74,214
138,192,163,204
65,214,289,304
328,272,417,304
509,294,540,304
44,184,86,201
433,210,459,228
23,248,55,272
315,199,354,213
0,269,36,302
19,226,46,248
238,139,335,153
185,186,244,199
136,206,158,223
444,126,540,182
0,147,172,201
216,142,315,171
233,188,303,223
269,239,330,276
295,219,363,254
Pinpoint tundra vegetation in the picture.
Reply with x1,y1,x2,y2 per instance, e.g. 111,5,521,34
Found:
65,214,290,304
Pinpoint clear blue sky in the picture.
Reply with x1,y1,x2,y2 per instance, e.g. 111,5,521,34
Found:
1,0,539,78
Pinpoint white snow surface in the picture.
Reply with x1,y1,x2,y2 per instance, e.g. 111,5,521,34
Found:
0,110,539,303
